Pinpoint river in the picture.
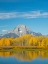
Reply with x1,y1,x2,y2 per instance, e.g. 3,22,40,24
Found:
0,50,48,64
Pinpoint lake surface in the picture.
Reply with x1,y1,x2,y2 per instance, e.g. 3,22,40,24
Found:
0,50,48,64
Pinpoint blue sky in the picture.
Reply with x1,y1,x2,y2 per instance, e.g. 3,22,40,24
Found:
0,0,48,35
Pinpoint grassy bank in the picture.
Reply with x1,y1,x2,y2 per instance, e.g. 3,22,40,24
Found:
0,47,48,52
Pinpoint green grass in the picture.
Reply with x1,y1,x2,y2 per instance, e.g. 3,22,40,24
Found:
0,48,48,52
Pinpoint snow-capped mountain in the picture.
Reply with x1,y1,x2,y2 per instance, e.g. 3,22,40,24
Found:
8,24,32,36
0,24,42,38
8,24,42,36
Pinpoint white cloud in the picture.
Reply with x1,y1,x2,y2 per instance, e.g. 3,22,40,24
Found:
0,12,17,19
2,30,8,32
0,11,48,19
23,11,48,18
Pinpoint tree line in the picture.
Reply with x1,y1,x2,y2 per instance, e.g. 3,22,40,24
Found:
0,34,48,48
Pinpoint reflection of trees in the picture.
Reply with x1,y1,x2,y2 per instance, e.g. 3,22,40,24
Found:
0,50,48,61
41,51,48,58
0,52,12,57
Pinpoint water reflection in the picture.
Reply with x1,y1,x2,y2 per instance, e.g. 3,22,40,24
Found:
0,50,48,61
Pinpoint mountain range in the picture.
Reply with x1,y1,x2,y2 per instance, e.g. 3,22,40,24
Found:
0,24,42,38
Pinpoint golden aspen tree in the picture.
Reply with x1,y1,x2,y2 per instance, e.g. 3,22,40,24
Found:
5,38,10,46
0,40,2,46
1,38,5,46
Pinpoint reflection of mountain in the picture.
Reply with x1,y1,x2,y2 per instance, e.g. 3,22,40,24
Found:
0,50,48,61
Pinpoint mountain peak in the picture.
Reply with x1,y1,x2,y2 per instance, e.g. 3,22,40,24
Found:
17,24,26,28
14,24,26,30
0,24,42,38
8,24,42,36
12,24,32,36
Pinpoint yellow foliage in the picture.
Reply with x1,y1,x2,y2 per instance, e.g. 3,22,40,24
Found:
0,34,48,48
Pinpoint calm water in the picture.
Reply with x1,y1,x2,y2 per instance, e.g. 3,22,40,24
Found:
0,50,48,64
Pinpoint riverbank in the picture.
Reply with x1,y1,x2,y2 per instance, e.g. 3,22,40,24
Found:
0,47,48,52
